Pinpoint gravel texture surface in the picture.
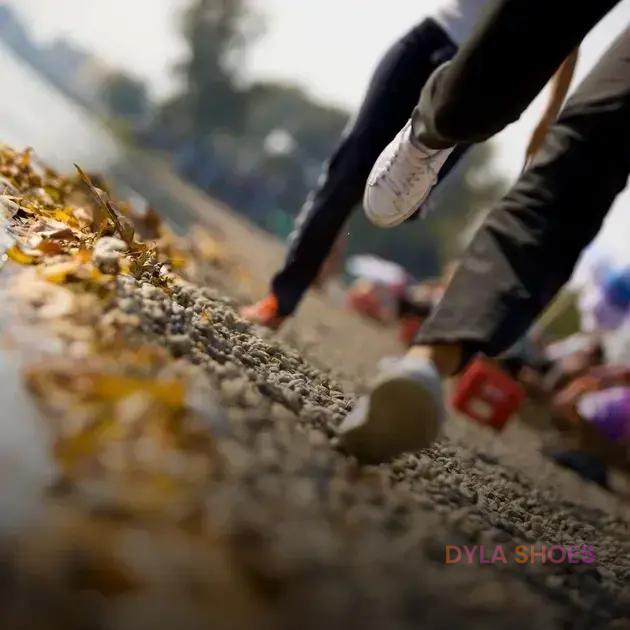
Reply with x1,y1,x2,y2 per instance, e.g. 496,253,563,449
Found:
108,268,630,629
2,148,630,630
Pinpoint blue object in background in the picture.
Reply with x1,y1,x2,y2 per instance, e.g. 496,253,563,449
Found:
603,267,630,311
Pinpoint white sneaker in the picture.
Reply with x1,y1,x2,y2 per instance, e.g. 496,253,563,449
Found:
337,356,445,464
364,120,453,228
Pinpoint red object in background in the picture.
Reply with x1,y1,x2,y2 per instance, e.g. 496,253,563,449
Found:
346,281,396,323
347,286,385,321
399,315,424,347
451,358,525,431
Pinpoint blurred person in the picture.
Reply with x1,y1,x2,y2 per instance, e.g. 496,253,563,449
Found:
339,4,627,464
241,0,575,329
548,365,630,488
542,335,604,394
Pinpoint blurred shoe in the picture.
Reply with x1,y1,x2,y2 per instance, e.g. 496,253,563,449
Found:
337,356,445,464
240,294,287,330
364,120,452,228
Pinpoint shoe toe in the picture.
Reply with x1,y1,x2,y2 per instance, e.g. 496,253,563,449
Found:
363,184,402,228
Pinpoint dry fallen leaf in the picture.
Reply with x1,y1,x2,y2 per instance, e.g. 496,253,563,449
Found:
91,374,185,410
75,165,136,247
7,244,37,265
37,240,66,256
74,164,112,234
40,260,84,284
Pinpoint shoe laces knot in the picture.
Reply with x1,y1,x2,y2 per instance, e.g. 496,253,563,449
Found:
381,145,437,199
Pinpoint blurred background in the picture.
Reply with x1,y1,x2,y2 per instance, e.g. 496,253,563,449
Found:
4,6,630,624
1,0,630,281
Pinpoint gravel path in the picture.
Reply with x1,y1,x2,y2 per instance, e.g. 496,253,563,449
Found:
106,154,630,628
108,267,630,629
2,150,629,629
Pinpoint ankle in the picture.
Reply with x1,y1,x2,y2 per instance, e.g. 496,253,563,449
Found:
406,343,463,378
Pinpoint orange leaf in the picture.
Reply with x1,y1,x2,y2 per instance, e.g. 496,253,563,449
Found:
37,240,65,255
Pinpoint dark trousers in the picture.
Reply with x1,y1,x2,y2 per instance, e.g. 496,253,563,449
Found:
416,19,630,366
272,19,468,316
412,0,622,148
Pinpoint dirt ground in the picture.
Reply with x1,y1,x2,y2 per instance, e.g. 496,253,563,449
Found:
2,151,630,630
109,153,630,628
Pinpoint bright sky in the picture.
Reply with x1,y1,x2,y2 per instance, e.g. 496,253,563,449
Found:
8,0,630,261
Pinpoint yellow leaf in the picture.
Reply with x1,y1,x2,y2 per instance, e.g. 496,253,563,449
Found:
19,147,32,168
92,374,185,409
119,258,131,275
90,266,106,283
43,186,62,203
170,254,187,269
51,208,79,227
7,245,36,265
56,425,101,467
41,260,81,284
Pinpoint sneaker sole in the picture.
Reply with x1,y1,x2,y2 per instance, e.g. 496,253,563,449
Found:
338,375,441,464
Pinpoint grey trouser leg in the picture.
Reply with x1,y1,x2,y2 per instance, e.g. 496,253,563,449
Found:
416,28,630,365
411,0,621,148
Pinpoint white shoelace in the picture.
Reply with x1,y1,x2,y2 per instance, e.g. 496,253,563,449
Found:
380,141,437,200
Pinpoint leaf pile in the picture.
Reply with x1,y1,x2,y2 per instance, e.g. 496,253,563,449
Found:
3,147,629,630
0,147,261,629
0,146,236,489
0,146,242,281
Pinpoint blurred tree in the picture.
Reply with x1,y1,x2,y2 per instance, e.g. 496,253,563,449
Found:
101,72,150,119
149,0,508,281
243,82,348,157
236,81,348,217
177,0,262,137
151,93,194,145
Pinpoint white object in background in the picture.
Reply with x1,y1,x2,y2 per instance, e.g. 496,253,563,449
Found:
346,254,410,288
